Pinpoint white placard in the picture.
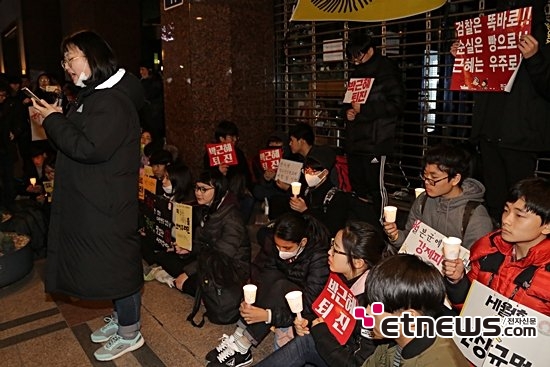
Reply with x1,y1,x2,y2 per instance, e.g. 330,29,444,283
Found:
275,159,303,185
456,280,550,367
398,220,470,273
323,38,344,62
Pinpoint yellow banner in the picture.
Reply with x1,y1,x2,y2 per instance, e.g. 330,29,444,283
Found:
173,203,193,251
291,0,446,22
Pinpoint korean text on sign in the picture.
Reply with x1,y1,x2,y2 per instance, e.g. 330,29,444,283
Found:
206,142,238,167
259,148,282,171
451,7,532,92
343,78,375,104
312,273,357,345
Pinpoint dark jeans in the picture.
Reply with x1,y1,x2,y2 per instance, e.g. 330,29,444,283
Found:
114,290,141,327
479,141,536,222
241,269,300,346
255,333,328,367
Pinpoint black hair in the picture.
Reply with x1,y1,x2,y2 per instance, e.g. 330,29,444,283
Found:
507,177,550,225
214,120,239,141
289,123,314,146
340,221,386,270
196,168,229,221
346,31,376,60
149,149,172,165
61,30,118,86
304,156,325,173
422,143,471,186
274,212,330,248
143,141,163,158
166,163,194,203
366,254,445,318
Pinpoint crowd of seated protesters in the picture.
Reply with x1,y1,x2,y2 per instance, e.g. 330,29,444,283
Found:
16,94,547,367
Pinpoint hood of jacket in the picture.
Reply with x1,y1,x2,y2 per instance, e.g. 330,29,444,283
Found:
431,178,486,212
95,69,145,111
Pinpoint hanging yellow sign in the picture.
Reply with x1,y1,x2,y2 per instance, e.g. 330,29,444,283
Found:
291,0,447,22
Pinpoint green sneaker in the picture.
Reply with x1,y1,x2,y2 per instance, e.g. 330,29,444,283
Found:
90,316,118,343
93,332,145,361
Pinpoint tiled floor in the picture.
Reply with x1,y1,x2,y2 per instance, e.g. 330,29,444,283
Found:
0,245,273,366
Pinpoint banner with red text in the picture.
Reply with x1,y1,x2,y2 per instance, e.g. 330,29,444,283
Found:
451,7,532,92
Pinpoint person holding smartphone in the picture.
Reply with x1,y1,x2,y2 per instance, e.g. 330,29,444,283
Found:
30,30,146,362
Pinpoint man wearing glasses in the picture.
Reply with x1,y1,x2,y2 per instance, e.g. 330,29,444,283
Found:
343,31,405,222
383,144,493,250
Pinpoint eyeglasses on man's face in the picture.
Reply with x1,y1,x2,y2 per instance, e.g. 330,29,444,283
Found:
61,55,84,69
330,238,347,256
420,174,449,186
194,185,214,194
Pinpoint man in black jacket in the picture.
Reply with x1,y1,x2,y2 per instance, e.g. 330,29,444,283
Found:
344,32,405,220
456,0,550,222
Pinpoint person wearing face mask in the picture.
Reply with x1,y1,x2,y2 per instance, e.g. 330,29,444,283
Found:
289,145,353,237
206,212,330,367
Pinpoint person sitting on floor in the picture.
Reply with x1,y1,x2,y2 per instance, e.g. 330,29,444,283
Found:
255,221,387,367
444,177,550,316
384,143,493,249
206,212,330,367
361,254,470,367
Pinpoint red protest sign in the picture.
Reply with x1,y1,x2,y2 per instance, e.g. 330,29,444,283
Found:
312,273,357,345
205,143,238,167
343,78,375,104
451,7,532,92
259,148,283,171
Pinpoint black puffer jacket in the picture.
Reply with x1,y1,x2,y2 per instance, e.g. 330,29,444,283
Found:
190,192,251,285
344,51,405,156
43,70,144,299
264,236,330,327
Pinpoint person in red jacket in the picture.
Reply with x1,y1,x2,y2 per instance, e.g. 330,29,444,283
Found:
443,177,550,316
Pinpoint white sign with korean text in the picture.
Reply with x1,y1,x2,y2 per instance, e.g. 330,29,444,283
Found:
274,159,303,185
398,220,470,273
343,78,375,104
456,280,550,367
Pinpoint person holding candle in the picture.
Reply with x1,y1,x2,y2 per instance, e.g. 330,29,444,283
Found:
206,212,330,367
383,143,493,250
29,30,146,361
444,177,550,316
255,221,387,367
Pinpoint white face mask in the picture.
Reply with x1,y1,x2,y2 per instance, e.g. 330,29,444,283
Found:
162,185,173,194
75,71,89,87
305,172,324,187
279,245,303,262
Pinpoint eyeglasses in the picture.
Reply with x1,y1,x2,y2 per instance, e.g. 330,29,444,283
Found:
194,185,214,193
420,174,449,186
61,55,84,69
330,238,347,256
349,53,365,64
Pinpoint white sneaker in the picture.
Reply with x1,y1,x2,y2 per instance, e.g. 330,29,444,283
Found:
90,316,118,343
93,332,145,361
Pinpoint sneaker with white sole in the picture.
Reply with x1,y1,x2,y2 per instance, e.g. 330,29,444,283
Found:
93,332,145,361
207,340,253,367
90,316,118,343
205,334,234,362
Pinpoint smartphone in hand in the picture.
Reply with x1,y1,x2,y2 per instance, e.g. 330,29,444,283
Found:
22,87,46,107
